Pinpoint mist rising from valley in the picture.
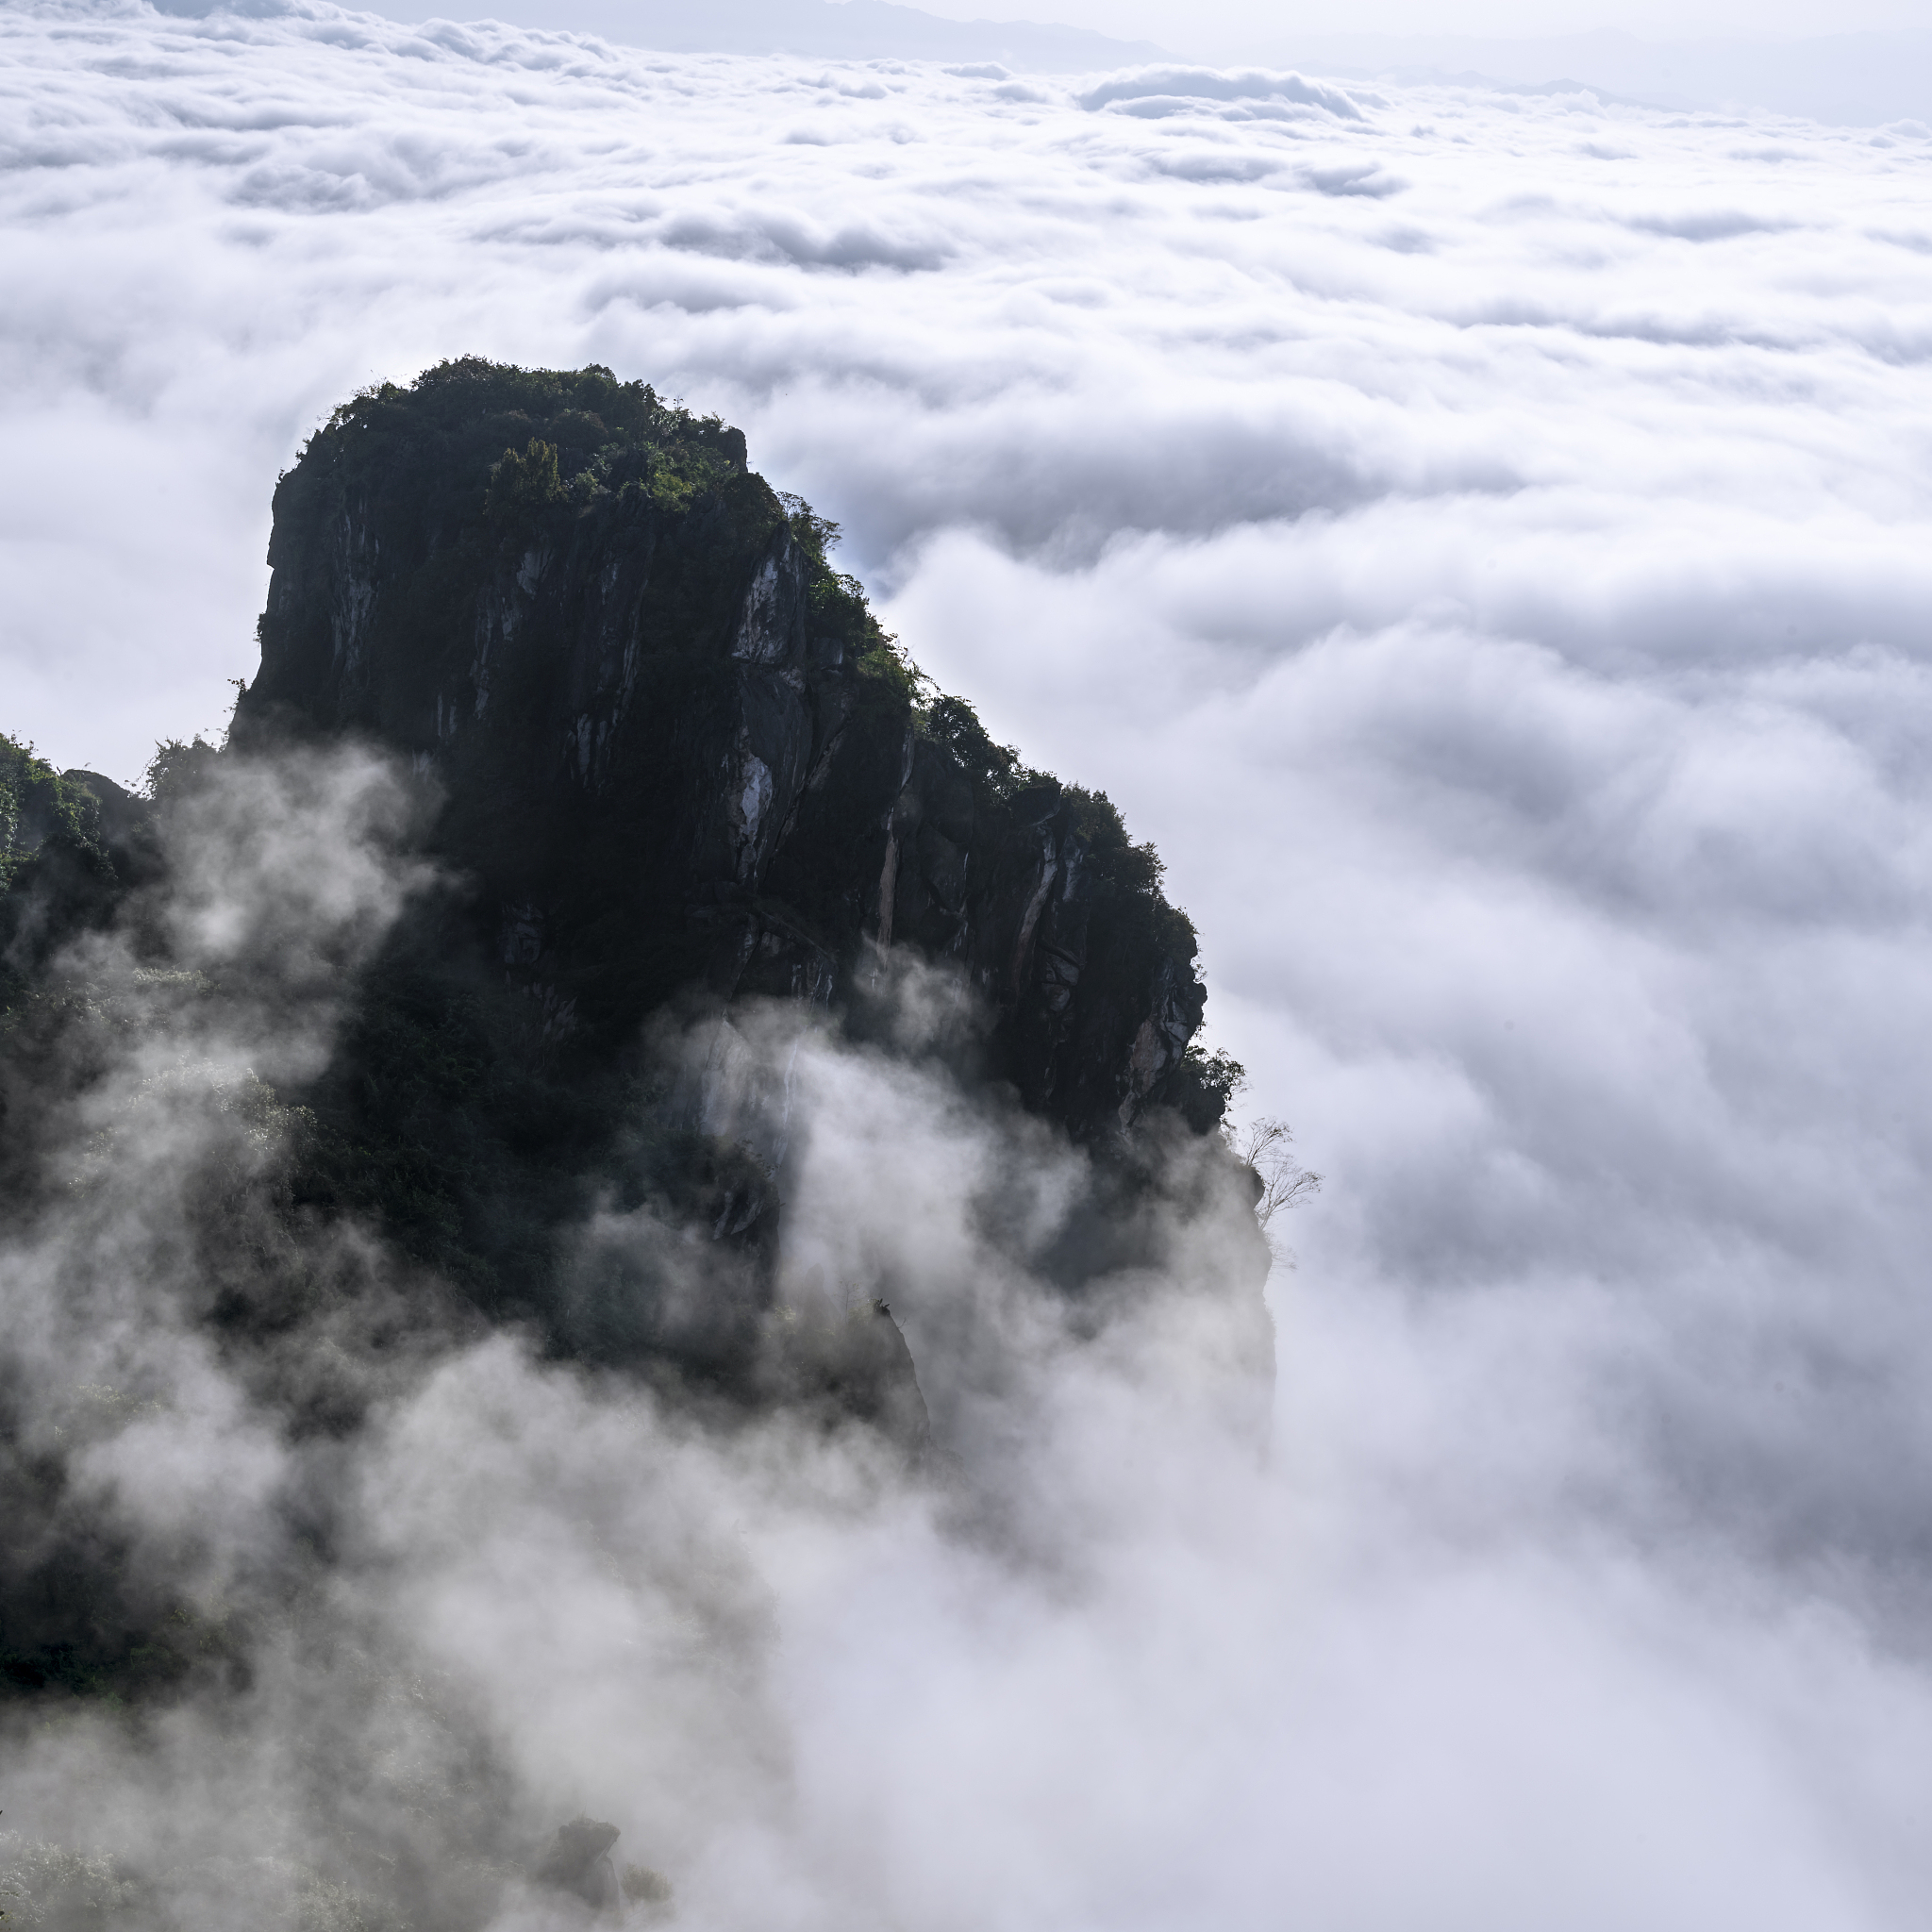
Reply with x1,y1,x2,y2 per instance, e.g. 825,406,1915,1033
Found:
5,5,1932,1924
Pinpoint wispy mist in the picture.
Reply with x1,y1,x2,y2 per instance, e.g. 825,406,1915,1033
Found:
1,741,1279,1929
4,3,1932,1925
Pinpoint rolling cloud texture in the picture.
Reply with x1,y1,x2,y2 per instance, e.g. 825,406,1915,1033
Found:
6,2,1932,1924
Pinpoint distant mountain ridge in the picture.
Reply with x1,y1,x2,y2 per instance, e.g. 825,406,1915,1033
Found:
151,0,1171,72
1219,26,1932,127
147,0,1925,124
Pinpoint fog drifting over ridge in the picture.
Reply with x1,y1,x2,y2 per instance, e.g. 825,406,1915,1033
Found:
6,2,1932,1924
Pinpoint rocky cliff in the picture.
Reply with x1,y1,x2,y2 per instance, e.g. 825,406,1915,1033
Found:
5,360,1262,1397
0,364,1275,1732
211,360,1259,1378
239,358,1217,1144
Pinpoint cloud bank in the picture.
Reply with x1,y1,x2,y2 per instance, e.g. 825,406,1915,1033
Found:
5,4,1932,1924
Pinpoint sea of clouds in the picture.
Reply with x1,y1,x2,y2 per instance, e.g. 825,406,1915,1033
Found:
5,2,1932,1924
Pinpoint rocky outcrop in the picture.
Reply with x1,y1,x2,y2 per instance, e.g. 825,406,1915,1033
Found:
534,1819,623,1911
0,749,158,995
0,358,1277,1413
237,359,1211,1145
0,368,1274,1752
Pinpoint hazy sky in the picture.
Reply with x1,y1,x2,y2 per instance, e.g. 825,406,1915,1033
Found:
5,2,1932,1924
911,0,1932,44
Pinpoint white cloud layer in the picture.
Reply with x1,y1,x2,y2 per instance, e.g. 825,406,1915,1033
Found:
5,4,1932,1924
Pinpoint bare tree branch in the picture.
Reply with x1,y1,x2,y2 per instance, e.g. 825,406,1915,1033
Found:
1226,1115,1322,1227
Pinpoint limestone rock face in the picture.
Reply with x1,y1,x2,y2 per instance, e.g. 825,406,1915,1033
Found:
0,370,1277,1732
533,1818,622,1912
238,359,1208,1144
209,360,1278,1407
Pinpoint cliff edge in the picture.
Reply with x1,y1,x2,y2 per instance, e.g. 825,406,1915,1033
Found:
6,360,1269,1402
0,364,1279,1721
239,358,1221,1144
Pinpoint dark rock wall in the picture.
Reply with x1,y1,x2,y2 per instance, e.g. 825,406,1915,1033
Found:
0,366,1274,1724
239,359,1208,1144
